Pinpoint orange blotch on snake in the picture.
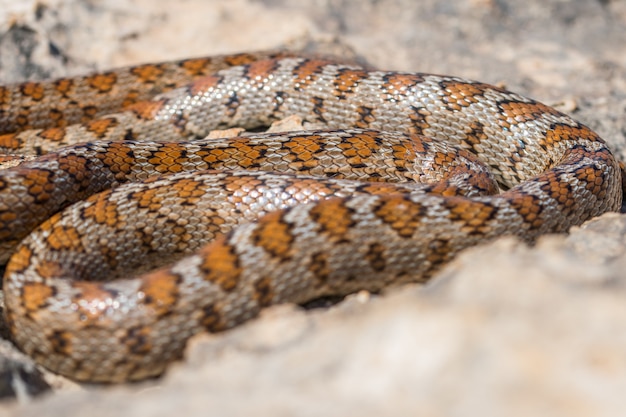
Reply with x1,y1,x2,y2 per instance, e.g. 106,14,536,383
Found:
21,282,55,313
292,59,330,89
53,78,74,97
85,117,120,138
189,75,221,96
139,272,181,317
45,225,84,252
4,245,33,275
37,127,67,142
382,73,425,95
373,196,425,238
82,192,122,227
246,59,279,81
20,82,45,101
333,68,368,99
499,101,562,124
308,199,355,242
95,142,135,175
85,72,117,94
446,199,498,231
130,64,165,84
147,143,195,173
171,177,205,204
22,169,55,203
180,58,214,76
35,260,66,279
199,239,243,291
250,210,294,260
341,131,381,164
126,99,167,120
0,85,10,106
439,80,486,111
71,282,120,323
0,133,23,150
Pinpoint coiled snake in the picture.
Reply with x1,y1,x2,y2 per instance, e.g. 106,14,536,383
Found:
0,51,621,382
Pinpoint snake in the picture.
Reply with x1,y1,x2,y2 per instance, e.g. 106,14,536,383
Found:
0,51,621,383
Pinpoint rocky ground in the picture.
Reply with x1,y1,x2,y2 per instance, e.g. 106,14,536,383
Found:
1,0,626,415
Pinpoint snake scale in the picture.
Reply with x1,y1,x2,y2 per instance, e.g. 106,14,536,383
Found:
0,51,621,382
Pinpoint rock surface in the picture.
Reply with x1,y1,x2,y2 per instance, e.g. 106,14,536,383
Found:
1,0,626,415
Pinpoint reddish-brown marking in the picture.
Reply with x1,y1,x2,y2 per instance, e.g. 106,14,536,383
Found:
365,242,387,271
253,277,274,307
246,59,279,81
85,72,117,94
57,153,92,189
223,175,264,201
446,199,498,233
0,133,23,150
425,239,454,271
199,239,242,291
22,168,56,204
82,191,121,227
54,79,74,98
80,105,99,124
540,171,574,207
383,74,424,94
408,107,431,134
45,224,84,252
499,101,562,125
171,177,206,205
542,123,600,148
71,282,118,322
439,80,488,111
309,251,330,285
85,117,120,138
200,303,225,332
250,210,294,260
180,58,213,76
340,131,381,166
139,272,181,317
203,138,267,169
38,127,67,142
20,82,45,101
48,331,73,356
0,85,10,106
283,135,322,169
122,326,153,355
4,245,33,275
508,194,543,229
224,52,270,67
94,142,135,176
126,99,167,120
355,105,375,128
373,196,424,238
333,69,368,99
147,143,195,173
130,64,165,84
292,59,330,89
189,75,222,96
308,199,355,242
21,281,54,313
35,260,66,279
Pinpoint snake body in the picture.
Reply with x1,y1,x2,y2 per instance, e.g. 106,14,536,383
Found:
0,52,621,382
